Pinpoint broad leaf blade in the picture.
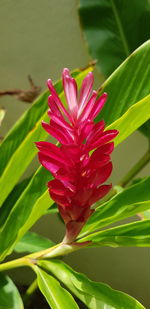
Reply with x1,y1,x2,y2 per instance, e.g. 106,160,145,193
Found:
97,40,150,126
79,2,150,136
79,220,150,247
79,177,150,237
34,266,79,309
14,231,54,253
79,0,150,77
106,94,150,146
38,260,145,309
0,273,23,309
0,176,32,229
0,166,53,261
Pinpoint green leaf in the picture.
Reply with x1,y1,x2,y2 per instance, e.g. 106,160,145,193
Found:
79,2,150,136
106,94,150,146
0,273,23,309
14,231,54,253
79,220,150,247
0,166,53,261
140,119,150,138
79,177,150,237
0,176,32,229
79,0,150,77
0,68,91,207
38,259,145,309
34,266,79,309
141,210,150,219
97,40,150,126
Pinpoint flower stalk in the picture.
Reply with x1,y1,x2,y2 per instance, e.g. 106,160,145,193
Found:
118,149,150,187
0,241,90,272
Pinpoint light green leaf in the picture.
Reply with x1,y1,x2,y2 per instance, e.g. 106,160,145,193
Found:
0,108,6,126
0,166,53,261
34,266,79,309
79,177,150,238
140,210,150,220
96,40,150,127
0,176,32,229
14,231,54,253
0,273,23,309
38,260,145,309
106,94,150,146
79,0,150,77
79,220,150,247
0,68,91,207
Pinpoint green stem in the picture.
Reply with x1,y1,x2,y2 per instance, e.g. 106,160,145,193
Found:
23,279,38,305
0,256,32,272
118,150,150,187
0,241,89,272
0,244,60,272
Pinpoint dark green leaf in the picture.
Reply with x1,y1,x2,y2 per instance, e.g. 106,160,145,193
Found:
79,2,150,136
38,260,145,309
79,0,150,77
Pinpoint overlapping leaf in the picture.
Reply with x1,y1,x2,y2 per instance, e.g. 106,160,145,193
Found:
97,40,150,126
79,0,150,77
0,273,23,309
0,166,53,261
79,177,150,238
34,266,79,309
79,220,150,247
38,259,145,309
79,2,150,136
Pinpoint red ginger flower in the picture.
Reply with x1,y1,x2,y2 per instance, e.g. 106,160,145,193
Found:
36,69,118,243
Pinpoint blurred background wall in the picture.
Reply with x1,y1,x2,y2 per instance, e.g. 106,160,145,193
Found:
0,0,150,307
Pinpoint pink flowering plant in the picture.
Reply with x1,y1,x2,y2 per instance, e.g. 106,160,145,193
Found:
36,69,118,245
0,20,150,309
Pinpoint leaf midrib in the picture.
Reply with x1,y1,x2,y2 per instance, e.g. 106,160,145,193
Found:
110,0,130,57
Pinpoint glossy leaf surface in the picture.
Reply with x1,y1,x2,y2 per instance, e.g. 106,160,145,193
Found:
38,260,145,309
0,273,23,309
79,0,150,77
79,220,150,247
97,40,150,126
0,167,53,261
80,177,150,237
35,266,79,309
